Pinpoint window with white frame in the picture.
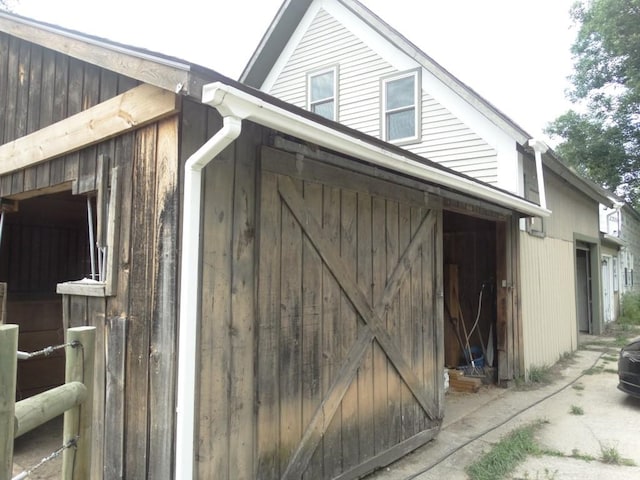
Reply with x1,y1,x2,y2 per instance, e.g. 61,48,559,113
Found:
382,70,420,143
308,68,337,121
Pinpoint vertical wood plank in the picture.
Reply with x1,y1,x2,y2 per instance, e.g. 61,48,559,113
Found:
321,185,343,477
99,69,119,103
434,208,444,419
301,180,323,479
3,36,19,143
104,131,134,332
228,122,258,479
398,203,415,440
39,47,55,128
256,170,282,479
69,295,88,328
197,108,232,479
147,117,179,480
279,175,304,475
339,189,359,471
87,297,106,480
26,44,42,136
14,40,31,139
0,33,9,143
124,124,157,480
385,200,402,445
52,52,69,122
104,316,127,480
67,58,84,116
371,196,389,454
356,192,375,462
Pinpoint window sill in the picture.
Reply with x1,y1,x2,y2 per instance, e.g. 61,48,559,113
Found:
57,279,106,297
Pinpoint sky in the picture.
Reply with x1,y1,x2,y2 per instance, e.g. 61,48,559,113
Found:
10,0,578,145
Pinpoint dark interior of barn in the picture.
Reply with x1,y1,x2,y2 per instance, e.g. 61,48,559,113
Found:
443,210,498,385
0,191,90,399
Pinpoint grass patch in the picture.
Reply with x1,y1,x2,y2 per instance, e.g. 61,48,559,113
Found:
570,448,596,462
466,421,547,480
602,354,618,362
604,368,619,374
615,334,630,347
618,292,640,326
600,444,636,466
569,405,584,415
572,383,585,391
529,365,553,384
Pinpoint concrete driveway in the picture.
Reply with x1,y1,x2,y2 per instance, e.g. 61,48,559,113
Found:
368,333,640,480
11,331,640,480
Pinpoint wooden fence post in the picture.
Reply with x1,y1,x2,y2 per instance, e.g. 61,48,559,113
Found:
62,326,95,480
0,324,18,480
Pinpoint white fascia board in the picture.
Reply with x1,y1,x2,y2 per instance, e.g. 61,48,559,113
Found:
204,82,550,218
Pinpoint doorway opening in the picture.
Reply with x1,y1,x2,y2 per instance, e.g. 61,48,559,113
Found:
443,211,500,385
576,246,593,333
0,191,92,399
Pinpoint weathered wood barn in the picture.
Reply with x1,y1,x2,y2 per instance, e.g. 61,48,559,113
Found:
0,11,549,480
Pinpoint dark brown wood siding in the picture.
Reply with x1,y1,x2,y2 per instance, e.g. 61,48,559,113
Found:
59,116,180,480
0,31,181,477
0,32,139,198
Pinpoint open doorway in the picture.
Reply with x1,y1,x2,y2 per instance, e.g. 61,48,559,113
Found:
443,211,498,383
0,191,91,399
576,247,593,333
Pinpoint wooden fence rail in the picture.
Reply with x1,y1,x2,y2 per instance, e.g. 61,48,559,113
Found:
0,324,95,480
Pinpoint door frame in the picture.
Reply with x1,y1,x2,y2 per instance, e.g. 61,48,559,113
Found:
574,235,603,335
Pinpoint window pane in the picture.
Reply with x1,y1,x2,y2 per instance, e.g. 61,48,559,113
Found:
311,72,334,102
312,100,334,120
386,76,414,110
387,109,415,140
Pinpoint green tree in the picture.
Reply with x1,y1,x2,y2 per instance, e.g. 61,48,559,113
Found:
546,0,640,206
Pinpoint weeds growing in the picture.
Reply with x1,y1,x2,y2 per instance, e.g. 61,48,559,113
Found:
569,405,584,415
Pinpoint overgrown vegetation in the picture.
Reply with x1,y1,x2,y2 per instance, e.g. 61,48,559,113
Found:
600,443,636,466
468,421,636,480
618,292,640,326
466,420,547,480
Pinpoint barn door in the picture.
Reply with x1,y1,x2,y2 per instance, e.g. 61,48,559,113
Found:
256,149,443,480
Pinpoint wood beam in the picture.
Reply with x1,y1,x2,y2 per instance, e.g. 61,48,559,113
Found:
0,84,180,176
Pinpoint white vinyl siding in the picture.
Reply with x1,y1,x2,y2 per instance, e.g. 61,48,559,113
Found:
268,7,499,184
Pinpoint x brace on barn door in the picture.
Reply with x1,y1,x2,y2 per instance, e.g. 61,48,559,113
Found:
277,176,438,479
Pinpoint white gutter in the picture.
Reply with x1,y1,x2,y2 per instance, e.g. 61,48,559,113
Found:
204,82,551,218
175,115,242,480
528,139,549,210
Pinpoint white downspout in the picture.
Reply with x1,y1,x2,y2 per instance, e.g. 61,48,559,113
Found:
528,138,548,210
175,115,242,480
